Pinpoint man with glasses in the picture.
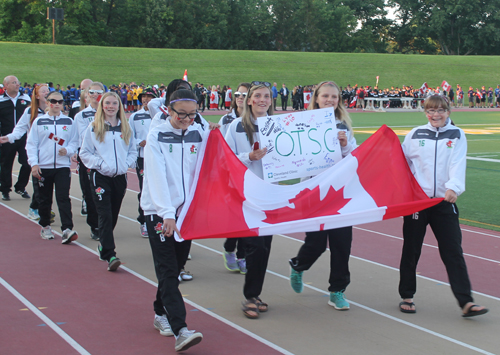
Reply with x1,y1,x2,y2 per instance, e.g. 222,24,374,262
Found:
0,75,31,201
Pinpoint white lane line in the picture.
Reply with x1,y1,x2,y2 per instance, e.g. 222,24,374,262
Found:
0,278,91,355
467,157,500,163
352,227,500,264
276,233,500,302
73,242,295,355
0,204,91,354
0,201,294,355
193,240,496,355
461,228,500,239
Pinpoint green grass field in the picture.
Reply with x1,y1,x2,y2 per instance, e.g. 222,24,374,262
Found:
205,111,500,231
1,42,500,91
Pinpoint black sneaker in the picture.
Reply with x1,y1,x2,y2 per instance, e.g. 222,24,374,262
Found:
15,190,30,199
90,228,100,241
2,192,10,201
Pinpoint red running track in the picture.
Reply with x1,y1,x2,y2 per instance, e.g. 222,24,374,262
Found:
0,204,286,355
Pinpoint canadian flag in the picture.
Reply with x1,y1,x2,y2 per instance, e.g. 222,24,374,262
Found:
419,82,429,96
349,96,357,108
183,69,188,82
303,92,311,109
441,81,451,92
176,126,442,241
210,91,218,109
48,132,65,146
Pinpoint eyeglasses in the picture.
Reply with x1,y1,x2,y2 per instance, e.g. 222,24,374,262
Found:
234,92,247,98
251,81,271,88
49,99,64,105
426,109,447,115
88,90,104,95
170,107,197,120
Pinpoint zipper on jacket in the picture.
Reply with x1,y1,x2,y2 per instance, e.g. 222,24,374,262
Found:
433,127,439,197
113,130,118,177
177,130,186,216
53,118,57,169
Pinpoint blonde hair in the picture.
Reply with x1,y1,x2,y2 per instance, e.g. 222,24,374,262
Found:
240,84,274,146
310,81,353,132
92,92,131,145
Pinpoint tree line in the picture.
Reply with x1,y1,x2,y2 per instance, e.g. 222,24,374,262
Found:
1,0,500,55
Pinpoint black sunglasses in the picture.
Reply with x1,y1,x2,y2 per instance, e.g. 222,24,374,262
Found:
251,81,271,88
49,99,64,105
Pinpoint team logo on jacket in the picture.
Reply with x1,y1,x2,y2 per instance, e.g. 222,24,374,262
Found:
446,140,454,148
120,134,124,140
190,145,197,154
62,126,68,131
95,187,105,200
21,100,26,105
139,169,144,176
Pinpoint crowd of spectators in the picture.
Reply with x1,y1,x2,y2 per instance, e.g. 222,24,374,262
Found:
2,81,499,114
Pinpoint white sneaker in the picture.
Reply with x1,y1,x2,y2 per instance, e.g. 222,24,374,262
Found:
175,327,202,352
28,208,40,220
140,223,149,238
40,226,54,240
154,314,174,336
61,229,78,244
178,269,193,281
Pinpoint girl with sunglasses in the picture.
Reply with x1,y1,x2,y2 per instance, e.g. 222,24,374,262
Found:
398,95,488,317
0,84,49,220
75,82,105,241
288,81,357,311
79,92,137,271
224,81,274,319
141,89,207,351
26,91,79,243
218,82,251,274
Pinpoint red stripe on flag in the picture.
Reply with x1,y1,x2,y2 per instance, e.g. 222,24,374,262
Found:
179,130,258,240
320,223,325,231
351,125,441,217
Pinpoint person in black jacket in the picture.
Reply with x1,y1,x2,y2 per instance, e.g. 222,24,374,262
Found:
0,75,31,201
279,83,290,111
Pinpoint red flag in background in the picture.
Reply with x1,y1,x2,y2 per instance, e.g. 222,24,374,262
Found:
183,69,188,82
441,81,451,92
176,126,442,241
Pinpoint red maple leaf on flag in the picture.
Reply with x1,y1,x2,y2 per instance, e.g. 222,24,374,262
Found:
306,94,311,100
262,185,351,224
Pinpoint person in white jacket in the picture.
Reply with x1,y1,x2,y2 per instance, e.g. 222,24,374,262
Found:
398,95,488,318
217,82,250,274
74,81,104,241
80,92,137,271
0,84,48,220
288,81,357,311
129,86,157,237
140,89,205,351
26,91,79,244
224,81,274,319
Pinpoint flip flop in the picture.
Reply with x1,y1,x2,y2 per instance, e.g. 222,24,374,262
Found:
462,305,489,318
399,301,416,314
242,299,260,319
255,297,268,313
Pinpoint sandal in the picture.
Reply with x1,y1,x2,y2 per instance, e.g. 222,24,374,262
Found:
255,297,268,313
242,298,259,319
462,304,488,318
399,301,416,314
